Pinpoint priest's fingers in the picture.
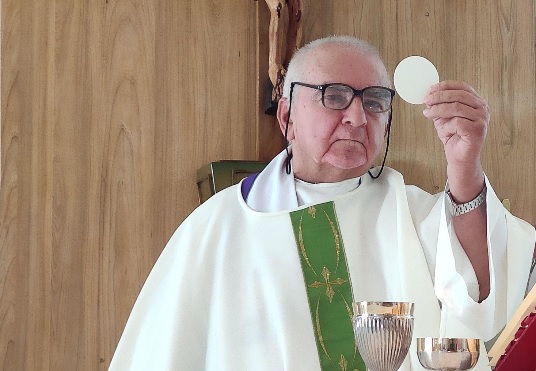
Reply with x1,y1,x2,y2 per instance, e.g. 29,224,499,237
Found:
422,81,489,166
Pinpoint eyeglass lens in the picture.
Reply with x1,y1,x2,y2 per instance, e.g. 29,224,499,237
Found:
323,85,392,112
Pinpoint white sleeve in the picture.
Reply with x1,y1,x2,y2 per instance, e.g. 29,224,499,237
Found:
407,176,535,341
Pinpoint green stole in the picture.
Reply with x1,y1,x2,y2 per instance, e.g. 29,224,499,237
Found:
289,202,365,371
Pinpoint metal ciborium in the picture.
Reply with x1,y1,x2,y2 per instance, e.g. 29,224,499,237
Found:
352,301,414,371
416,337,480,371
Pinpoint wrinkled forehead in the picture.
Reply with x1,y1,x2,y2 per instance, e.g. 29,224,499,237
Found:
304,44,391,88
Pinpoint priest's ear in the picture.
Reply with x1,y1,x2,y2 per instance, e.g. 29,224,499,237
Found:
277,97,295,140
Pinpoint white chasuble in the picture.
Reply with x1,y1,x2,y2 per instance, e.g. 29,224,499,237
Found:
110,161,535,371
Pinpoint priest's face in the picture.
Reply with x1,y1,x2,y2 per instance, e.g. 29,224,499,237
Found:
279,44,391,183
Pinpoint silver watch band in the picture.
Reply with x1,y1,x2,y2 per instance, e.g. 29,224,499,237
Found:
446,185,487,216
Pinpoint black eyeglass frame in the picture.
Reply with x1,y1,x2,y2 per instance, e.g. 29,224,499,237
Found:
290,82,396,113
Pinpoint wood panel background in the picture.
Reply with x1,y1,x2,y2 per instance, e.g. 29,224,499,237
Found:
1,1,534,370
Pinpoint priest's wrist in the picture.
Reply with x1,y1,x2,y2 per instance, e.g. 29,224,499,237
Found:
446,161,485,203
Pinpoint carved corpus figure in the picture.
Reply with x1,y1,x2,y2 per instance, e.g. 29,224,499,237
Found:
265,0,303,103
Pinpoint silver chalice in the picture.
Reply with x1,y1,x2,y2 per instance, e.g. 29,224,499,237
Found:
352,301,414,371
416,337,480,371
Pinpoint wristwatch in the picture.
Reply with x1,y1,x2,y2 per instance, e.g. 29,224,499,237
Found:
446,185,487,216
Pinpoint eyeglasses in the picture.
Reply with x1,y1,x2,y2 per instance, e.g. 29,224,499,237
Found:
291,82,395,113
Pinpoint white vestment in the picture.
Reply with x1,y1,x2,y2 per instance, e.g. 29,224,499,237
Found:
110,151,535,371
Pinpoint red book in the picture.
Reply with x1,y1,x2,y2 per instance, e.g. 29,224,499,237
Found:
489,284,536,370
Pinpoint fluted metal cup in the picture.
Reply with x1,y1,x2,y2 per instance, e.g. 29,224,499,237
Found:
416,337,480,371
352,301,414,371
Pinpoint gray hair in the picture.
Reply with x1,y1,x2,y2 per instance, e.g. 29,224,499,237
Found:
282,35,391,98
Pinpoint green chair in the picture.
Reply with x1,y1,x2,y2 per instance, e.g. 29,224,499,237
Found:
196,160,267,204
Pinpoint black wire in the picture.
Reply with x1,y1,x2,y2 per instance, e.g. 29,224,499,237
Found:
368,109,393,179
284,84,295,174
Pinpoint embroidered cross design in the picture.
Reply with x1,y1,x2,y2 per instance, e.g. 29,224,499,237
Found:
309,266,346,303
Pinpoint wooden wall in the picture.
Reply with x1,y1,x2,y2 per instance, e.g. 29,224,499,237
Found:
0,1,534,370
0,1,271,369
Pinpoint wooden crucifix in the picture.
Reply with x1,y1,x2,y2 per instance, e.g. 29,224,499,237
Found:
264,0,303,114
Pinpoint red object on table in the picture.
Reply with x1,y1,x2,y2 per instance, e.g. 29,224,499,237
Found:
494,310,536,371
